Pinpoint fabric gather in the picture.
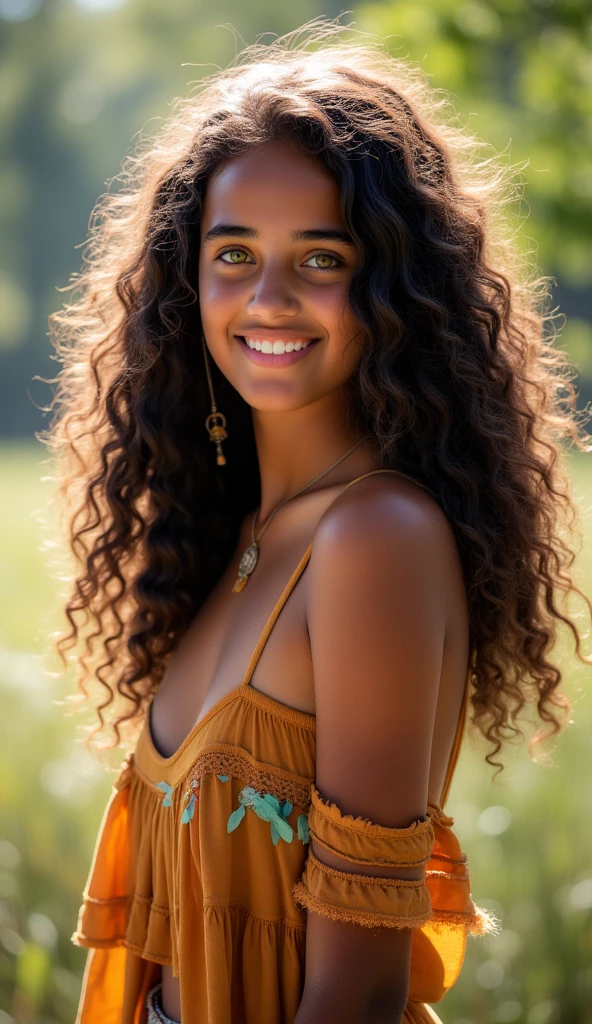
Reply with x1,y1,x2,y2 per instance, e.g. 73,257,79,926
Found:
307,784,436,868
292,849,433,929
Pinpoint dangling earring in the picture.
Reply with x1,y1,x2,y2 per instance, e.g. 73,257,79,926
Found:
201,335,228,466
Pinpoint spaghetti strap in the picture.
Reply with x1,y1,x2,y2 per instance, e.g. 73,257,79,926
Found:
439,663,471,810
240,541,314,688
240,468,436,688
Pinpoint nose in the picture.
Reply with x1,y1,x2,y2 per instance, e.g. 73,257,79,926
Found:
247,262,300,320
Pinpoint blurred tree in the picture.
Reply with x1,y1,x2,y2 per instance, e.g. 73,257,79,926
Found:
0,0,590,436
0,0,338,436
357,0,592,379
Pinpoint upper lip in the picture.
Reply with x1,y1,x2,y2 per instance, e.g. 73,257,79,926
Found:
235,328,321,341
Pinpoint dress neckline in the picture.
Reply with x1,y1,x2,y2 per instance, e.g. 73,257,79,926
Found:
145,683,317,767
145,535,318,765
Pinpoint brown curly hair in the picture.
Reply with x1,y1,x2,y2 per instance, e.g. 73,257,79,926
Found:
42,22,591,772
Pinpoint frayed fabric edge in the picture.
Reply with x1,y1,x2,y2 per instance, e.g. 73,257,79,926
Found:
71,931,174,966
291,882,433,930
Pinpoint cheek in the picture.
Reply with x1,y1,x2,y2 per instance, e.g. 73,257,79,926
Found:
198,269,240,329
318,286,364,369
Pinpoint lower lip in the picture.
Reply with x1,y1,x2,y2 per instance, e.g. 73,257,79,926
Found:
235,336,321,367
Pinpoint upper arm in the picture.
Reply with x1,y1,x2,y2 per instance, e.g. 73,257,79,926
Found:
310,477,451,826
297,479,455,1016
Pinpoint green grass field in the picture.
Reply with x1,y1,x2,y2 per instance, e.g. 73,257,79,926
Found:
0,443,590,1024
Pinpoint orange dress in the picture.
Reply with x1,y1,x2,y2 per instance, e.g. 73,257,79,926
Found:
72,470,497,1024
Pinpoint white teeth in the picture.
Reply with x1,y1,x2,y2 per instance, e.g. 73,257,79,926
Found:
242,336,314,354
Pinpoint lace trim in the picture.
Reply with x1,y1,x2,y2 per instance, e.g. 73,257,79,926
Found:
184,744,312,808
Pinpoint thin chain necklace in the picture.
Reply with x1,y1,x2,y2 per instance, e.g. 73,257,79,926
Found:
232,434,372,593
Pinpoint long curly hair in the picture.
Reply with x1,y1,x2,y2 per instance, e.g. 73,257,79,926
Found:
42,23,591,772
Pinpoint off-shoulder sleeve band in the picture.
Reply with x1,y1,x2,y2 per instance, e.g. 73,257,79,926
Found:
292,850,433,929
306,784,435,868
291,786,436,930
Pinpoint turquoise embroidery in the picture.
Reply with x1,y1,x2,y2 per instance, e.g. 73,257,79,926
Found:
181,779,199,824
227,785,294,844
271,799,294,846
297,814,310,844
181,793,196,823
156,781,173,807
216,774,310,845
168,773,309,843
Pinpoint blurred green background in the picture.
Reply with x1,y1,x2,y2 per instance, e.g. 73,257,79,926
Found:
1,1,591,1022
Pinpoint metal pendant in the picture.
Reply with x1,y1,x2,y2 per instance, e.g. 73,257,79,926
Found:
232,541,259,593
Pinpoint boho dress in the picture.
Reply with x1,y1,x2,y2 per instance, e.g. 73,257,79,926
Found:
72,470,496,1024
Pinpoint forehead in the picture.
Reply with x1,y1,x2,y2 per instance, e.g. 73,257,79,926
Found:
201,141,344,232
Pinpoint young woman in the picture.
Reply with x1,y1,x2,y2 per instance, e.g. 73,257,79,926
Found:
45,26,590,1024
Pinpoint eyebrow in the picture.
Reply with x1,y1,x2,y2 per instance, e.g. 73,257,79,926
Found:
203,224,356,247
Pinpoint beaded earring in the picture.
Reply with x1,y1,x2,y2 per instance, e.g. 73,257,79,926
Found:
201,335,228,466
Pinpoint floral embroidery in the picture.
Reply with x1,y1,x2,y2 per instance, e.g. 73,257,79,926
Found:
169,772,310,841
225,785,294,844
297,814,310,844
156,781,173,807
216,774,310,845
181,779,200,824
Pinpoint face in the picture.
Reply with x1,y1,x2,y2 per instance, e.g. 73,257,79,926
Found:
198,139,363,412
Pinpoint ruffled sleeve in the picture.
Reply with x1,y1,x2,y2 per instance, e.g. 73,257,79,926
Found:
72,757,135,949
291,784,436,929
292,784,500,1004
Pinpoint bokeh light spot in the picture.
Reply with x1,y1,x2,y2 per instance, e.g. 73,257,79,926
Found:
568,877,592,910
493,1002,522,1023
0,840,20,871
73,0,128,11
27,912,57,950
0,0,41,22
478,805,512,835
59,78,106,125
476,959,504,989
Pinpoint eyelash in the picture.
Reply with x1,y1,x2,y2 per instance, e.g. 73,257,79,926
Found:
216,248,343,271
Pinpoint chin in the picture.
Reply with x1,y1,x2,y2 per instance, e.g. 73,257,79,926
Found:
237,381,324,414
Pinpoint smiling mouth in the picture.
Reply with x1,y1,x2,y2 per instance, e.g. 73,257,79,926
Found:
235,334,322,366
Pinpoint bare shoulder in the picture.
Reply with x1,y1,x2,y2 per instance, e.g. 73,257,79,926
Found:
310,470,459,586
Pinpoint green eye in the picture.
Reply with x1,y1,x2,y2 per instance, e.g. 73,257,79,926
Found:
219,249,250,264
306,253,339,270
219,248,250,264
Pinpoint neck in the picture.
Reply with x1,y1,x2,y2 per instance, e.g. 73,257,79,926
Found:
251,387,380,522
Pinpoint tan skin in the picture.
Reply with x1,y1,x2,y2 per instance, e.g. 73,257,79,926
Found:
150,140,470,1022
